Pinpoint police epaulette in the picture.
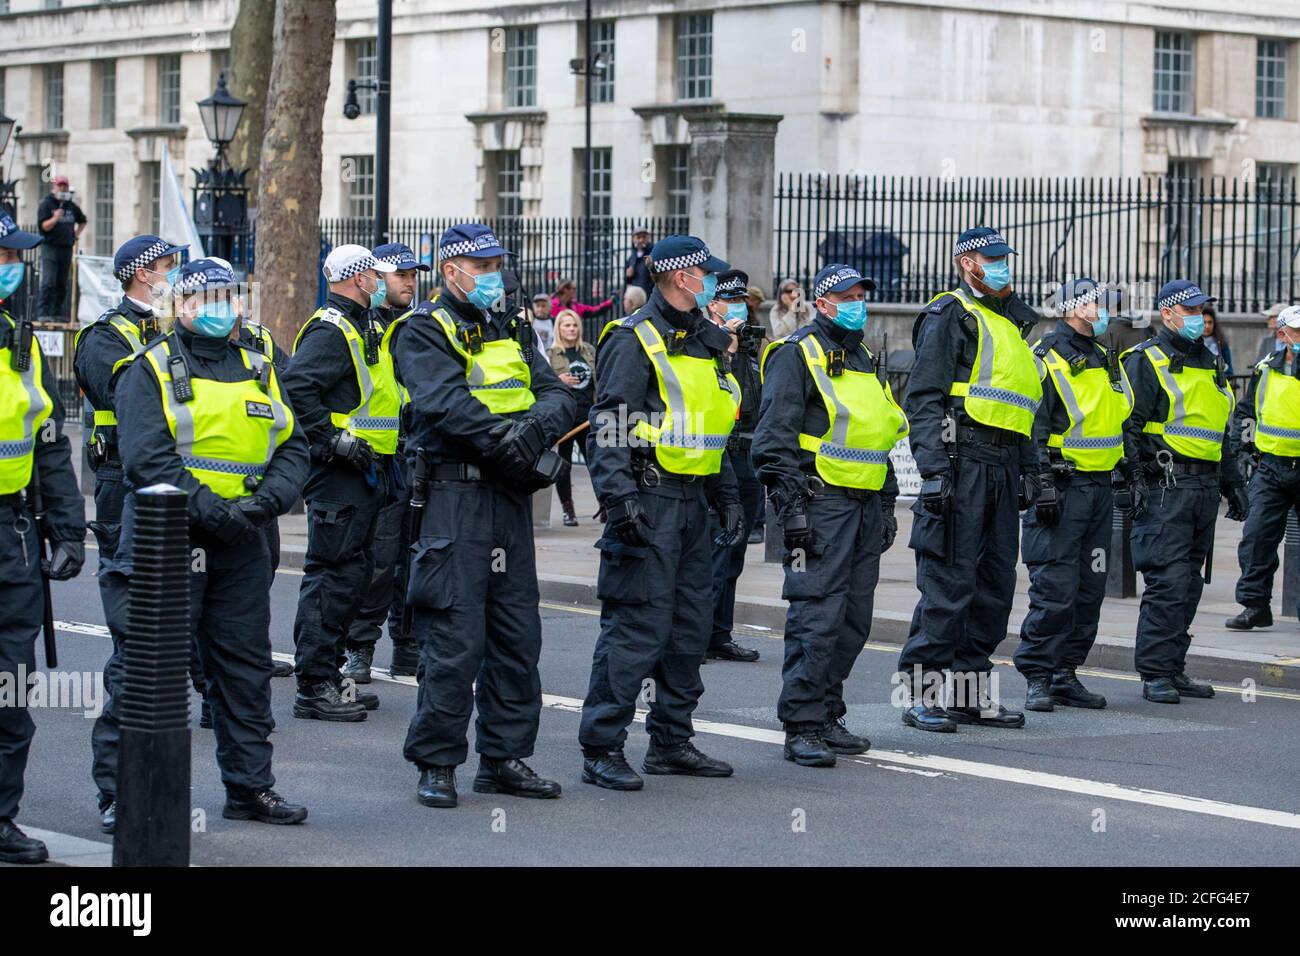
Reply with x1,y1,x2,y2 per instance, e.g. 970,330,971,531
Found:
620,312,648,328
787,325,816,343
408,300,436,318
1033,341,1052,358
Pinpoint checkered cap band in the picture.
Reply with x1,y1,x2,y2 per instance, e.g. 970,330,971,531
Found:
650,247,709,274
717,275,747,295
115,239,172,282
815,268,864,298
1059,285,1103,313
438,232,503,260
329,254,381,281
953,232,1009,256
377,252,410,266
174,267,237,295
1157,285,1207,310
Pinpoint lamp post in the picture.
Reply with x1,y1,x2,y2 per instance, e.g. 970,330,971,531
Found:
193,73,248,265
343,0,392,248
0,111,19,219
568,0,608,305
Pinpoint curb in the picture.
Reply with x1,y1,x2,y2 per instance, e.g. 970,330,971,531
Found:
276,544,1300,691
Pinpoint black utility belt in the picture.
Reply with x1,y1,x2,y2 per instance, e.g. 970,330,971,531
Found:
1159,460,1220,477
803,475,877,500
635,463,703,488
956,424,1019,447
1260,452,1300,470
428,462,482,482
0,491,25,510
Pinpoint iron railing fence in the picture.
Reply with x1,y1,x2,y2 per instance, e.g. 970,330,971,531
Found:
773,174,1300,314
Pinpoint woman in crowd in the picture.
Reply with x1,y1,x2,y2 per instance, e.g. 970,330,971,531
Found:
767,277,814,338
552,277,613,321
546,309,597,526
1202,305,1234,376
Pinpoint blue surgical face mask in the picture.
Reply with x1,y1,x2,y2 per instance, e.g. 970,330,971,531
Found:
1178,311,1205,341
831,299,868,331
1090,307,1110,337
368,276,388,310
165,265,183,287
0,262,25,300
685,272,717,310
979,259,1011,292
190,300,239,338
725,302,748,324
455,266,503,311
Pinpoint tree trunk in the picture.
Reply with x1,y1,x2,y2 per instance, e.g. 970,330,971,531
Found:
227,0,276,204
254,0,336,348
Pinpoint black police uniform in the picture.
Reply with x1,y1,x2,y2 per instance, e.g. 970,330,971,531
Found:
114,326,308,801
1123,328,1240,681
1230,348,1300,621
753,315,897,732
283,292,395,694
1015,320,1136,684
397,292,574,771
899,282,1040,710
0,312,84,847
578,290,741,758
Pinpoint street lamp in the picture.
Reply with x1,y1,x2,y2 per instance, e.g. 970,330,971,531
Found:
568,0,609,305
193,73,249,266
0,111,19,219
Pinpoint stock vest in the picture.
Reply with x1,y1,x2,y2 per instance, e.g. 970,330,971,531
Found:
139,335,294,500
600,316,740,476
74,309,153,448
1035,339,1134,472
933,289,1042,436
293,307,401,455
0,311,54,495
762,331,908,490
425,307,536,415
1126,342,1233,461
1252,356,1300,457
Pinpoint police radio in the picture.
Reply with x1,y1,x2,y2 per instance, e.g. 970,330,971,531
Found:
363,322,380,366
168,353,194,403
8,317,33,372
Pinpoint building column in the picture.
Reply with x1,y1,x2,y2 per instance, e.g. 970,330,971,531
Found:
685,112,783,293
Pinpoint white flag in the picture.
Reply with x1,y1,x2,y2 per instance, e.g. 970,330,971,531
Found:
160,150,205,259
75,255,121,327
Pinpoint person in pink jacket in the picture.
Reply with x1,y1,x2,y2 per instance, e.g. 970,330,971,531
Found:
552,277,613,320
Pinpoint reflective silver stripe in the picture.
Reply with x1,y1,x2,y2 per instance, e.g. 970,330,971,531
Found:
148,341,199,461
634,321,739,446
248,352,290,467
1060,435,1122,449
1256,364,1273,421
799,337,852,447
433,310,485,386
321,313,382,420
948,290,1040,414
15,340,47,461
969,384,1039,411
1166,424,1225,442
1044,354,1087,438
1258,423,1300,440
816,443,889,464
472,378,527,391
1147,346,1188,432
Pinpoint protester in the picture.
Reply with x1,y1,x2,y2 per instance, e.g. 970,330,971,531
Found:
553,277,613,320
532,292,555,350
36,174,87,321
1202,305,1233,376
768,277,814,338
547,309,596,526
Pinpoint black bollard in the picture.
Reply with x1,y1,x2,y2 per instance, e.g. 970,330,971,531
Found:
1284,512,1300,620
113,485,191,868
1106,506,1137,598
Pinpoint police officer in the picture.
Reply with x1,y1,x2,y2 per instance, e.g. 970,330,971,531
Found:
704,268,763,663
0,215,85,864
114,258,308,823
1124,280,1245,703
1016,279,1136,712
76,234,185,832
340,242,429,683
899,227,1043,732
754,265,906,766
284,245,401,721
1225,305,1300,631
579,235,745,790
397,224,573,808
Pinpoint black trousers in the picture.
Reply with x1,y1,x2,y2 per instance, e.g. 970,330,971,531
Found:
708,444,762,649
1235,454,1300,613
38,243,73,321
777,490,882,732
88,462,128,810
345,498,409,651
1015,473,1112,678
293,464,386,683
402,481,543,768
0,501,44,820
579,483,714,752
900,442,1021,690
1132,473,1218,679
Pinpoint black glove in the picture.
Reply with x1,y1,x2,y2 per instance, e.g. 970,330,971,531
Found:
329,429,376,475
605,494,654,548
234,495,275,529
881,500,898,551
1224,482,1250,522
918,472,951,516
780,493,812,553
1019,469,1042,512
713,501,746,548
210,499,256,545
488,417,548,478
1130,475,1149,518
44,538,84,581
1033,471,1059,526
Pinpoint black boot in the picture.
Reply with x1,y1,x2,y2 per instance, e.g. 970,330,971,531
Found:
582,748,644,790
1225,606,1272,630
643,740,733,777
747,526,764,545
272,659,294,678
562,500,578,527
338,679,379,711
473,758,562,799
1050,668,1107,709
293,680,367,722
821,716,870,754
0,818,48,864
1171,671,1215,699
1024,676,1056,712
417,766,458,808
783,731,836,767
222,789,308,825
901,704,957,733
705,640,760,663
199,699,214,728
390,640,419,678
99,800,117,835
948,696,1026,728
1142,677,1180,704
340,646,374,684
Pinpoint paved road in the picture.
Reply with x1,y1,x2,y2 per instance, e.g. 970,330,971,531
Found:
11,563,1300,867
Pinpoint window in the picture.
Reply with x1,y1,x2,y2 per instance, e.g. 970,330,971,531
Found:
1255,164,1295,290
675,14,712,101
1256,39,1289,119
157,54,182,125
343,155,375,219
140,162,160,234
591,20,615,104
1153,31,1193,114
90,164,114,257
505,26,537,109
580,147,612,223
494,150,523,223
349,39,377,116
44,64,64,129
95,60,117,129
666,145,690,230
